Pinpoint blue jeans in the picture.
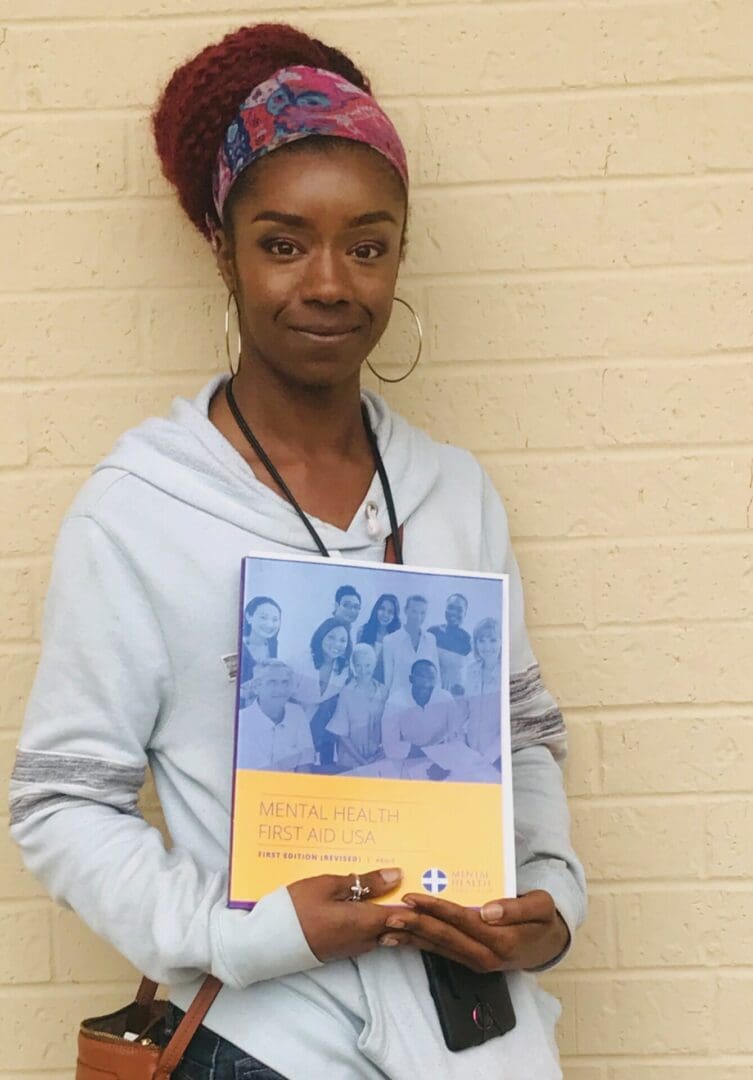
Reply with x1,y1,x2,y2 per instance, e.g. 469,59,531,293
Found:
162,1002,288,1080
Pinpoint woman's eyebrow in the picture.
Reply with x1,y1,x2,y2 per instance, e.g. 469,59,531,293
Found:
252,210,399,227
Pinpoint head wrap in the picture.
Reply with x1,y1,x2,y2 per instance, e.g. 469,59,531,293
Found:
210,65,409,231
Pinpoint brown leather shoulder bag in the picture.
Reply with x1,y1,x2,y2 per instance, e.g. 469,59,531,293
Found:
76,974,221,1080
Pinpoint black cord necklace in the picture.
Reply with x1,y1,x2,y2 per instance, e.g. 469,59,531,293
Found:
225,378,403,565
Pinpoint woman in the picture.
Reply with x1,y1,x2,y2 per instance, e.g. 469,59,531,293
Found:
293,616,352,767
327,642,387,769
357,592,401,683
9,22,585,1080
238,594,282,707
465,617,504,767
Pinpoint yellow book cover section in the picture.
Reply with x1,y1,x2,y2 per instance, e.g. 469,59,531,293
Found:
229,553,515,908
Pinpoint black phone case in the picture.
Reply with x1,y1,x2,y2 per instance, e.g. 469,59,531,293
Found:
422,952,517,1052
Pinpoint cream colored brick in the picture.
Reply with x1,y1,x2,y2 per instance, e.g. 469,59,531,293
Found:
28,557,51,644
10,3,753,112
52,907,137,983
0,294,142,379
0,116,126,201
0,564,34,641
138,767,161,813
314,2,753,97
562,718,601,799
0,651,39,729
0,732,19,804
383,368,601,453
407,181,753,274
596,541,753,624
602,717,753,795
7,22,209,110
614,887,753,968
560,890,613,970
2,204,212,293
608,1064,753,1080
599,362,753,447
537,974,577,1057
575,976,715,1054
0,471,86,557
570,801,705,881
140,289,224,374
515,545,592,628
484,454,753,540
562,1066,606,1080
706,799,753,878
0,390,28,466
416,88,753,185
0,906,52,983
0,0,375,16
0,816,46,900
426,271,753,364
714,975,753,1053
0,986,131,1069
0,1072,76,1080
533,625,753,708
27,378,203,467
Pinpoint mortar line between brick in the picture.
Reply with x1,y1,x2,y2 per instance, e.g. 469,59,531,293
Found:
8,76,753,111
8,169,753,207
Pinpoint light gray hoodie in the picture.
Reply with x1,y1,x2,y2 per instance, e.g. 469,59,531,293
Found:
10,376,586,1080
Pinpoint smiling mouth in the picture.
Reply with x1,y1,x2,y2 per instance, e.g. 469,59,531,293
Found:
291,327,359,343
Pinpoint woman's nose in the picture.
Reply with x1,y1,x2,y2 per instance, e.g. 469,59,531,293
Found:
300,247,353,304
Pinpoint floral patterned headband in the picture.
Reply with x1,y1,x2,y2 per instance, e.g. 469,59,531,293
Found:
209,64,409,236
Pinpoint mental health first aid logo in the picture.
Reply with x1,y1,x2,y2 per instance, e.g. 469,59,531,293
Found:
421,868,448,895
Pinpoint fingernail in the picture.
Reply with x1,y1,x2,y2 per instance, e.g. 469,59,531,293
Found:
380,868,402,885
401,895,417,908
386,916,406,929
379,935,399,947
480,902,504,923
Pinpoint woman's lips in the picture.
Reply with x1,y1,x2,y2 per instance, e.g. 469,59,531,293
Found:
291,327,358,344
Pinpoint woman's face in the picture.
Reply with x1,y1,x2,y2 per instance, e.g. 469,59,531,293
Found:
247,603,280,640
376,599,395,627
322,626,349,661
216,143,406,390
352,650,376,681
477,632,501,666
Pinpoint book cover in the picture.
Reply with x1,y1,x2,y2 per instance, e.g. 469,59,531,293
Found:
228,552,515,907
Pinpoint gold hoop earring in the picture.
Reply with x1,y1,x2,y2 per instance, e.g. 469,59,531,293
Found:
225,292,242,376
366,296,423,384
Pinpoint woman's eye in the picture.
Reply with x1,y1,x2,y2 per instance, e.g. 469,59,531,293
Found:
352,242,385,261
264,239,299,257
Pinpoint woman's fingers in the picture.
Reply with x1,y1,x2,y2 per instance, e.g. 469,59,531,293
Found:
479,890,555,926
402,889,554,928
379,917,502,973
331,867,403,902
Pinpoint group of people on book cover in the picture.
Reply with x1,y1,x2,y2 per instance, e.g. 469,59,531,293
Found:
235,580,504,784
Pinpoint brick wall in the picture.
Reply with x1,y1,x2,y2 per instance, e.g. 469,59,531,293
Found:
1,2,751,1076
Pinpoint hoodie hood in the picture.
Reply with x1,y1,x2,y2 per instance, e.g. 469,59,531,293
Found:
94,375,440,554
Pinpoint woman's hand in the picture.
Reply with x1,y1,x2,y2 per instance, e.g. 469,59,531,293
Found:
377,889,569,973
288,868,403,962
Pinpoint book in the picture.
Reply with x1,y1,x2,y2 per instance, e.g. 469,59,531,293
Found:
228,552,515,908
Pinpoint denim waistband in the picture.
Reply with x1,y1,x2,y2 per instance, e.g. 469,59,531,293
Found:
163,1002,287,1080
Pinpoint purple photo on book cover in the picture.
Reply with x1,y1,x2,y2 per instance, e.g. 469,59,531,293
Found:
234,554,508,785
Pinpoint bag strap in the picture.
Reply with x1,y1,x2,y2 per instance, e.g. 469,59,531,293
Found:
155,974,223,1079
135,976,159,1006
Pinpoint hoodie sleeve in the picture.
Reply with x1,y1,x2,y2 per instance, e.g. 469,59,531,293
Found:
9,514,322,990
479,470,587,965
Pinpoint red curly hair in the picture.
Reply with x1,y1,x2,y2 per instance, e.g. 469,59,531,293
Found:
152,23,373,238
